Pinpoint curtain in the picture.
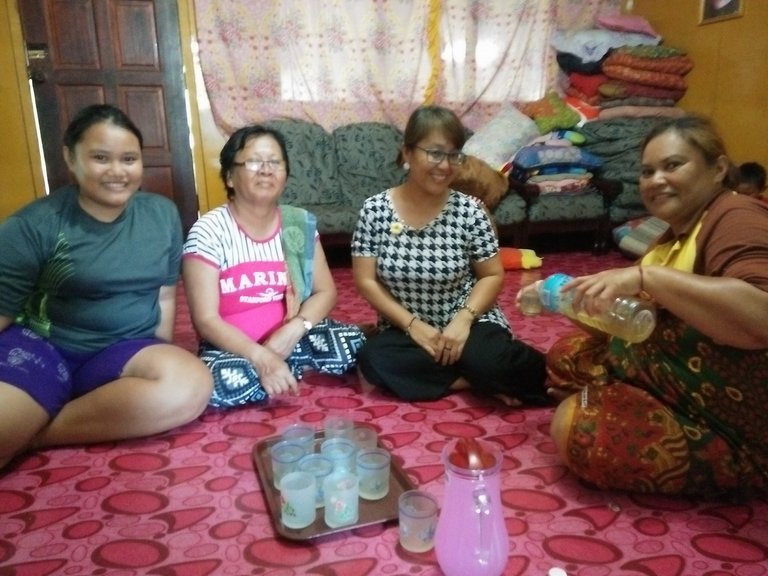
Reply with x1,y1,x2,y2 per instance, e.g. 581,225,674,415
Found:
193,0,620,134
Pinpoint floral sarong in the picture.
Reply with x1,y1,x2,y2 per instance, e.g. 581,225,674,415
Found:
547,311,768,498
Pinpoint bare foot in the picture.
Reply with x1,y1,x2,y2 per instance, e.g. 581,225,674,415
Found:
449,376,471,391
356,367,376,395
493,394,522,408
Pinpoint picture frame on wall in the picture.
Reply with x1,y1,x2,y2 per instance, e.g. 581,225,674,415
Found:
700,0,743,24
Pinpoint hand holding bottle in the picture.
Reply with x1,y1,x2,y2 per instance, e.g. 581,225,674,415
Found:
517,270,656,343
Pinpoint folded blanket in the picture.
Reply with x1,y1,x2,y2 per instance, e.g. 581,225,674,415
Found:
598,105,686,120
600,96,675,108
569,72,609,98
599,79,686,101
612,45,687,58
604,52,694,75
603,64,688,90
565,85,602,107
531,177,594,195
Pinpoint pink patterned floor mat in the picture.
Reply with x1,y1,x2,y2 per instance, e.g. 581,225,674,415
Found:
1,250,766,576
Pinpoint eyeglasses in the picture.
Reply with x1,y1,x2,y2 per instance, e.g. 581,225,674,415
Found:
232,159,285,172
415,146,466,166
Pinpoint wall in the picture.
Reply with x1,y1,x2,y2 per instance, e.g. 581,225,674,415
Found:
629,0,768,166
0,0,45,217
1,0,766,222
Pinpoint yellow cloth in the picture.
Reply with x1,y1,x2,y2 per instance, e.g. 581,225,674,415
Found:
640,217,703,273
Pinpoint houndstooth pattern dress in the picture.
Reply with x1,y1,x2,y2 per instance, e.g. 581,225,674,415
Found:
351,189,511,332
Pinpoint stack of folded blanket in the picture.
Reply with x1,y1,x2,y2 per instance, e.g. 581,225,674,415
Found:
598,45,693,118
506,130,604,195
553,14,692,122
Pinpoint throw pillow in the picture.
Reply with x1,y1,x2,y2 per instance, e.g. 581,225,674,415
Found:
499,247,542,270
612,216,669,258
462,105,539,170
452,155,509,210
596,14,660,38
516,92,581,134
550,29,660,63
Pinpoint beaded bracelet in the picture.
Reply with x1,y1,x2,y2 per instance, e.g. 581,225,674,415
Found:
461,303,479,319
638,265,645,292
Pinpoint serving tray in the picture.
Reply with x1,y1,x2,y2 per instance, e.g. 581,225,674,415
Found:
253,430,415,541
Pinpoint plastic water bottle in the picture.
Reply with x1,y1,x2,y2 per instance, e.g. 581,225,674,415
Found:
522,273,656,343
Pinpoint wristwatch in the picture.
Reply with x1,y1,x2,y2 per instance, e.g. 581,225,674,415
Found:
297,315,312,332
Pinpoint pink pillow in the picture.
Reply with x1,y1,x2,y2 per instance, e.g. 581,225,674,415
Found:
597,14,659,38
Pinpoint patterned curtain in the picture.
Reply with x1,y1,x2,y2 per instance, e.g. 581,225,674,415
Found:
193,0,620,133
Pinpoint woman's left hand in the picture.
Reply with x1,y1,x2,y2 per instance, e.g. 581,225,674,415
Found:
264,317,305,359
435,321,470,366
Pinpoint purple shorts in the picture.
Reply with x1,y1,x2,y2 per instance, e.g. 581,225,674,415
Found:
0,325,162,416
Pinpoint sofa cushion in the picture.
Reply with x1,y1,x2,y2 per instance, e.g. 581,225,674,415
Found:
263,119,341,206
527,187,606,222
303,205,361,235
492,192,527,225
333,122,406,209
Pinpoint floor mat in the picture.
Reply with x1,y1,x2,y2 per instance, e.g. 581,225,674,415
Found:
2,250,767,576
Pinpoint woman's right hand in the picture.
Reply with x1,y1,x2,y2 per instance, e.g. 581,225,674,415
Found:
250,347,299,396
407,319,447,361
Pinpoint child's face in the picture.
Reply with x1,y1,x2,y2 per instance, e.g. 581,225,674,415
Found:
737,182,762,197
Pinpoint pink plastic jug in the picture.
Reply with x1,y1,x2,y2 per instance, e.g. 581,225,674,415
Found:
434,438,509,576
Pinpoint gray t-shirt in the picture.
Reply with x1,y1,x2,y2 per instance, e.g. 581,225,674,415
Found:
0,185,182,353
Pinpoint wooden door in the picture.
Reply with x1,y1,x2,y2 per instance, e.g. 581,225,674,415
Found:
19,0,198,233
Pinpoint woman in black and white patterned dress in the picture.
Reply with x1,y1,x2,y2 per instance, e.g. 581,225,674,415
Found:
351,106,547,404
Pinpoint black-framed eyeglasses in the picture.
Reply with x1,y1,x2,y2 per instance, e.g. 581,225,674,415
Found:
232,159,285,172
414,146,466,166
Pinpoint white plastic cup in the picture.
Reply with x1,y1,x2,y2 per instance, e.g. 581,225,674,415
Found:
398,490,439,552
281,423,316,455
320,437,357,473
324,415,354,440
356,447,390,500
297,453,334,508
519,284,544,316
352,425,378,449
270,440,307,489
323,471,359,528
279,471,316,529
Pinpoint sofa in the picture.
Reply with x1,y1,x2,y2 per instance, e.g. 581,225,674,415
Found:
263,118,529,247
265,117,619,252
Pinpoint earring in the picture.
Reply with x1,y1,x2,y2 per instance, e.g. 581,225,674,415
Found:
403,162,410,171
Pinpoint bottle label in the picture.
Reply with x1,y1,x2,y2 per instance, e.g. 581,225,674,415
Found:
540,273,572,312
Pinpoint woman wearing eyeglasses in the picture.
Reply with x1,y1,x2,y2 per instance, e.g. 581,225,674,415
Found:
351,105,547,404
182,125,365,408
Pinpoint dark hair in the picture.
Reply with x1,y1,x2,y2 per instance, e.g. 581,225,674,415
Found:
739,162,767,190
641,115,737,188
63,104,143,150
219,125,290,199
400,105,466,165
